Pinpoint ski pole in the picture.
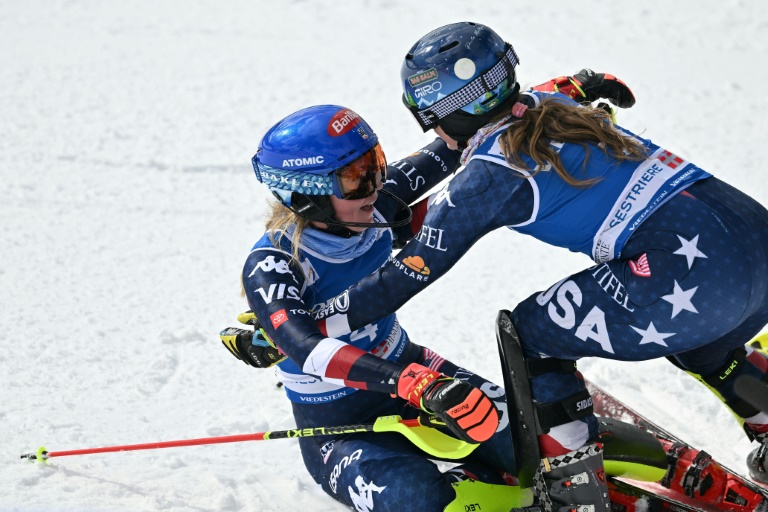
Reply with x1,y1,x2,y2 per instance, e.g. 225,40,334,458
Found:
20,414,478,462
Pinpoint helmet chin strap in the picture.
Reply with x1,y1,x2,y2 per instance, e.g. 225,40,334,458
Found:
282,189,413,238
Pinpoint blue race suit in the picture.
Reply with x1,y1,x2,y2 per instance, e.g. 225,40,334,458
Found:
316,91,768,447
242,139,517,512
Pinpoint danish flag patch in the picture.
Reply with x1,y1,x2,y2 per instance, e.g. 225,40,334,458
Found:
628,253,651,277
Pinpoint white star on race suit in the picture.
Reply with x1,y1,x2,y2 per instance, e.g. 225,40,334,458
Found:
673,234,708,269
631,321,676,347
661,280,699,318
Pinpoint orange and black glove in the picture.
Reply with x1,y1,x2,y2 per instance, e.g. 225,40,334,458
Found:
535,68,635,109
395,362,499,444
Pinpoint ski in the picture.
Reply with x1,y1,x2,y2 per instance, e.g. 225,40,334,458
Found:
609,478,715,512
506,472,717,511
496,310,714,512
496,312,768,511
506,466,716,511
588,379,768,511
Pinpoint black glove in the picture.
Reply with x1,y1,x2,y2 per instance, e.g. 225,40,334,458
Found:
570,69,635,108
219,311,286,368
534,69,635,108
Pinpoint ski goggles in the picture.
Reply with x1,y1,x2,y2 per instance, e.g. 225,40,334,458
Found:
334,143,387,200
253,144,387,202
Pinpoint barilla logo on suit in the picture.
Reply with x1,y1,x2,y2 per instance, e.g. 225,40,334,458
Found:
327,109,361,136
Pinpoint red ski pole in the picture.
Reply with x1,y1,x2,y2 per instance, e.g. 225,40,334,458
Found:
20,415,477,462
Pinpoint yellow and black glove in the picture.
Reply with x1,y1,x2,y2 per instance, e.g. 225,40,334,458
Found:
220,311,287,368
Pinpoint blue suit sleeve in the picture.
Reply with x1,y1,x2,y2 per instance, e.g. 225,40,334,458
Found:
321,159,536,334
376,138,461,243
242,246,403,393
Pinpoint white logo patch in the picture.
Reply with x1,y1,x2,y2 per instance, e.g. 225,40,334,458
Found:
536,278,615,354
329,449,362,494
254,283,301,305
348,475,386,512
430,185,455,207
282,156,325,167
249,255,294,279
480,382,509,433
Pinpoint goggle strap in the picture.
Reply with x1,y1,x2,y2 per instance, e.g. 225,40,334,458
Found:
411,44,520,129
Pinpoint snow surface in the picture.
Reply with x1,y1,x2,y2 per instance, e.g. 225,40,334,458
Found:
2,1,768,510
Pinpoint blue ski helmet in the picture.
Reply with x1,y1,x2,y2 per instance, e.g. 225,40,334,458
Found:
401,22,520,133
253,105,379,207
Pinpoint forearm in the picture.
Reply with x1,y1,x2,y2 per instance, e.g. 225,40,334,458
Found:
278,320,402,393
320,161,534,335
377,138,460,220
243,248,404,393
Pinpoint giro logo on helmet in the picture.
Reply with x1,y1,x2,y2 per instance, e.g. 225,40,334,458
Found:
327,109,362,137
414,81,442,99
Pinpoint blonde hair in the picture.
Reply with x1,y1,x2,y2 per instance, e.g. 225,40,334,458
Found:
497,99,647,187
264,200,310,264
241,201,308,297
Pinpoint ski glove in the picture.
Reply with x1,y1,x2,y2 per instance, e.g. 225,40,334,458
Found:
395,362,499,444
219,310,286,368
535,68,636,108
